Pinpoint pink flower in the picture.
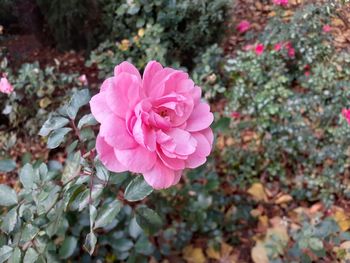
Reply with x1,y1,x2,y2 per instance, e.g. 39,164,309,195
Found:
0,76,14,94
288,47,295,58
273,0,288,6
304,71,310,77
90,61,214,189
255,44,265,56
342,109,350,124
78,74,88,86
323,25,332,33
236,20,251,33
274,42,283,51
231,112,241,119
243,44,254,51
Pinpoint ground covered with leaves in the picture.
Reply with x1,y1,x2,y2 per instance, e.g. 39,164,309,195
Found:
2,0,350,262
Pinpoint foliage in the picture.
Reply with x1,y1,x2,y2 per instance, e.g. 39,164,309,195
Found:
88,0,229,78
223,2,350,204
0,52,81,135
0,89,161,262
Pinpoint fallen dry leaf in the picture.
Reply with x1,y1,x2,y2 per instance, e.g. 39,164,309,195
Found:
333,209,350,232
251,241,269,263
275,194,293,205
183,245,206,263
247,183,268,202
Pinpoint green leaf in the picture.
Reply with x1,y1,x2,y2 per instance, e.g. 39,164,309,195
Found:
0,245,13,263
59,236,77,259
66,89,90,119
135,207,163,235
0,160,16,173
77,114,97,129
23,248,38,263
8,247,21,263
213,116,230,132
135,235,155,255
0,185,17,206
47,127,72,149
89,205,97,229
129,217,142,239
21,224,39,244
78,184,104,211
125,176,153,202
1,207,17,233
39,116,70,137
95,162,110,182
84,232,97,256
62,151,81,184
19,164,34,189
309,237,323,251
94,200,122,229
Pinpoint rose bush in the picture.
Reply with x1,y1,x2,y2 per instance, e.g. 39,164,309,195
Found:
90,61,214,189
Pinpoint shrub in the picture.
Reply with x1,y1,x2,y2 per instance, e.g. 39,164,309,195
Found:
223,2,350,204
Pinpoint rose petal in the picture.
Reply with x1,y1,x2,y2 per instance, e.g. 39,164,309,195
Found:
96,135,127,172
186,103,214,132
143,160,179,189
115,146,157,173
90,91,113,123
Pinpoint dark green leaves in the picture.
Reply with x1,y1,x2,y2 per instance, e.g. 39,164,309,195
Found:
94,200,122,229
135,207,162,235
47,127,72,149
59,236,77,259
0,185,17,206
124,176,153,202
66,89,90,119
0,160,16,173
39,116,70,137
0,245,13,263
84,233,97,256
19,164,34,189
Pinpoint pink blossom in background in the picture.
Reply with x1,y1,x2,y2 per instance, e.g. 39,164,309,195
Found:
288,47,295,58
273,0,288,6
255,44,265,55
243,44,254,51
90,61,214,189
342,109,350,124
304,71,310,77
322,25,332,33
78,74,88,86
274,42,283,51
236,20,251,33
231,112,241,119
0,76,14,94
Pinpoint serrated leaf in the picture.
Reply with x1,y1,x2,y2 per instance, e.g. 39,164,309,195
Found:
95,162,109,182
0,246,13,263
124,176,153,202
0,160,16,172
0,185,17,206
135,207,163,235
77,114,97,129
62,151,81,184
66,89,90,119
47,127,72,149
84,232,97,256
59,236,77,259
94,200,122,229
23,248,38,263
8,247,21,263
19,164,34,189
1,207,17,233
39,116,69,137
78,184,104,211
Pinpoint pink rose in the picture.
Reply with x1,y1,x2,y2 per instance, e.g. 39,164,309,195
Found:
0,76,14,94
322,25,331,33
231,112,241,119
255,44,265,56
342,109,350,124
274,42,283,51
288,47,295,58
273,0,288,6
236,20,251,33
78,74,88,86
90,61,214,189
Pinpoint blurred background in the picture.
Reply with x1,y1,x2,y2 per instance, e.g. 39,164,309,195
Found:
2,0,350,262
